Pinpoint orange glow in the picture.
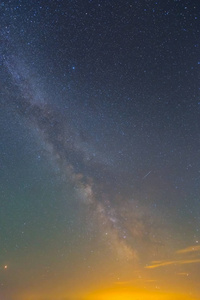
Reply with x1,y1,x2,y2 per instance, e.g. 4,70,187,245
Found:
84,286,198,300
4,265,8,269
15,284,200,300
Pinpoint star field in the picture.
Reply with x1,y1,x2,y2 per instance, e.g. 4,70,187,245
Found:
0,1,200,299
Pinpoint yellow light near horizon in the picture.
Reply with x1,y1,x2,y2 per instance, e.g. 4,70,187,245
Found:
85,287,198,300
16,289,199,300
86,293,195,300
15,284,199,300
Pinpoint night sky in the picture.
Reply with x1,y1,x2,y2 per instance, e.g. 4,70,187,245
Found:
0,0,200,299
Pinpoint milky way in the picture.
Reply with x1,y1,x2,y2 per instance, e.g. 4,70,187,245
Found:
1,1,200,299
2,46,162,263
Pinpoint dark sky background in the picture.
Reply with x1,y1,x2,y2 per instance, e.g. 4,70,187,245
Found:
0,1,200,299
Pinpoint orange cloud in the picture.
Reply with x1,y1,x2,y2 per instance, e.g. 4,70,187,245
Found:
176,245,200,254
146,244,200,269
146,258,200,269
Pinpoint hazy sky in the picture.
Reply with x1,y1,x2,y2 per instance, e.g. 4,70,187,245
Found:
0,1,200,299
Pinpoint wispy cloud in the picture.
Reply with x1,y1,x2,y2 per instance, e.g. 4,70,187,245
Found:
146,258,200,269
176,245,200,254
146,244,200,269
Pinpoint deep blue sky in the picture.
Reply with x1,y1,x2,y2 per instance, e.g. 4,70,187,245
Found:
0,1,200,299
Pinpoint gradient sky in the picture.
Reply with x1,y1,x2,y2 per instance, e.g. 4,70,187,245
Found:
0,0,200,299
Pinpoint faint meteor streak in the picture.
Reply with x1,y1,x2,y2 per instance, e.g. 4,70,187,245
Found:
142,171,152,180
